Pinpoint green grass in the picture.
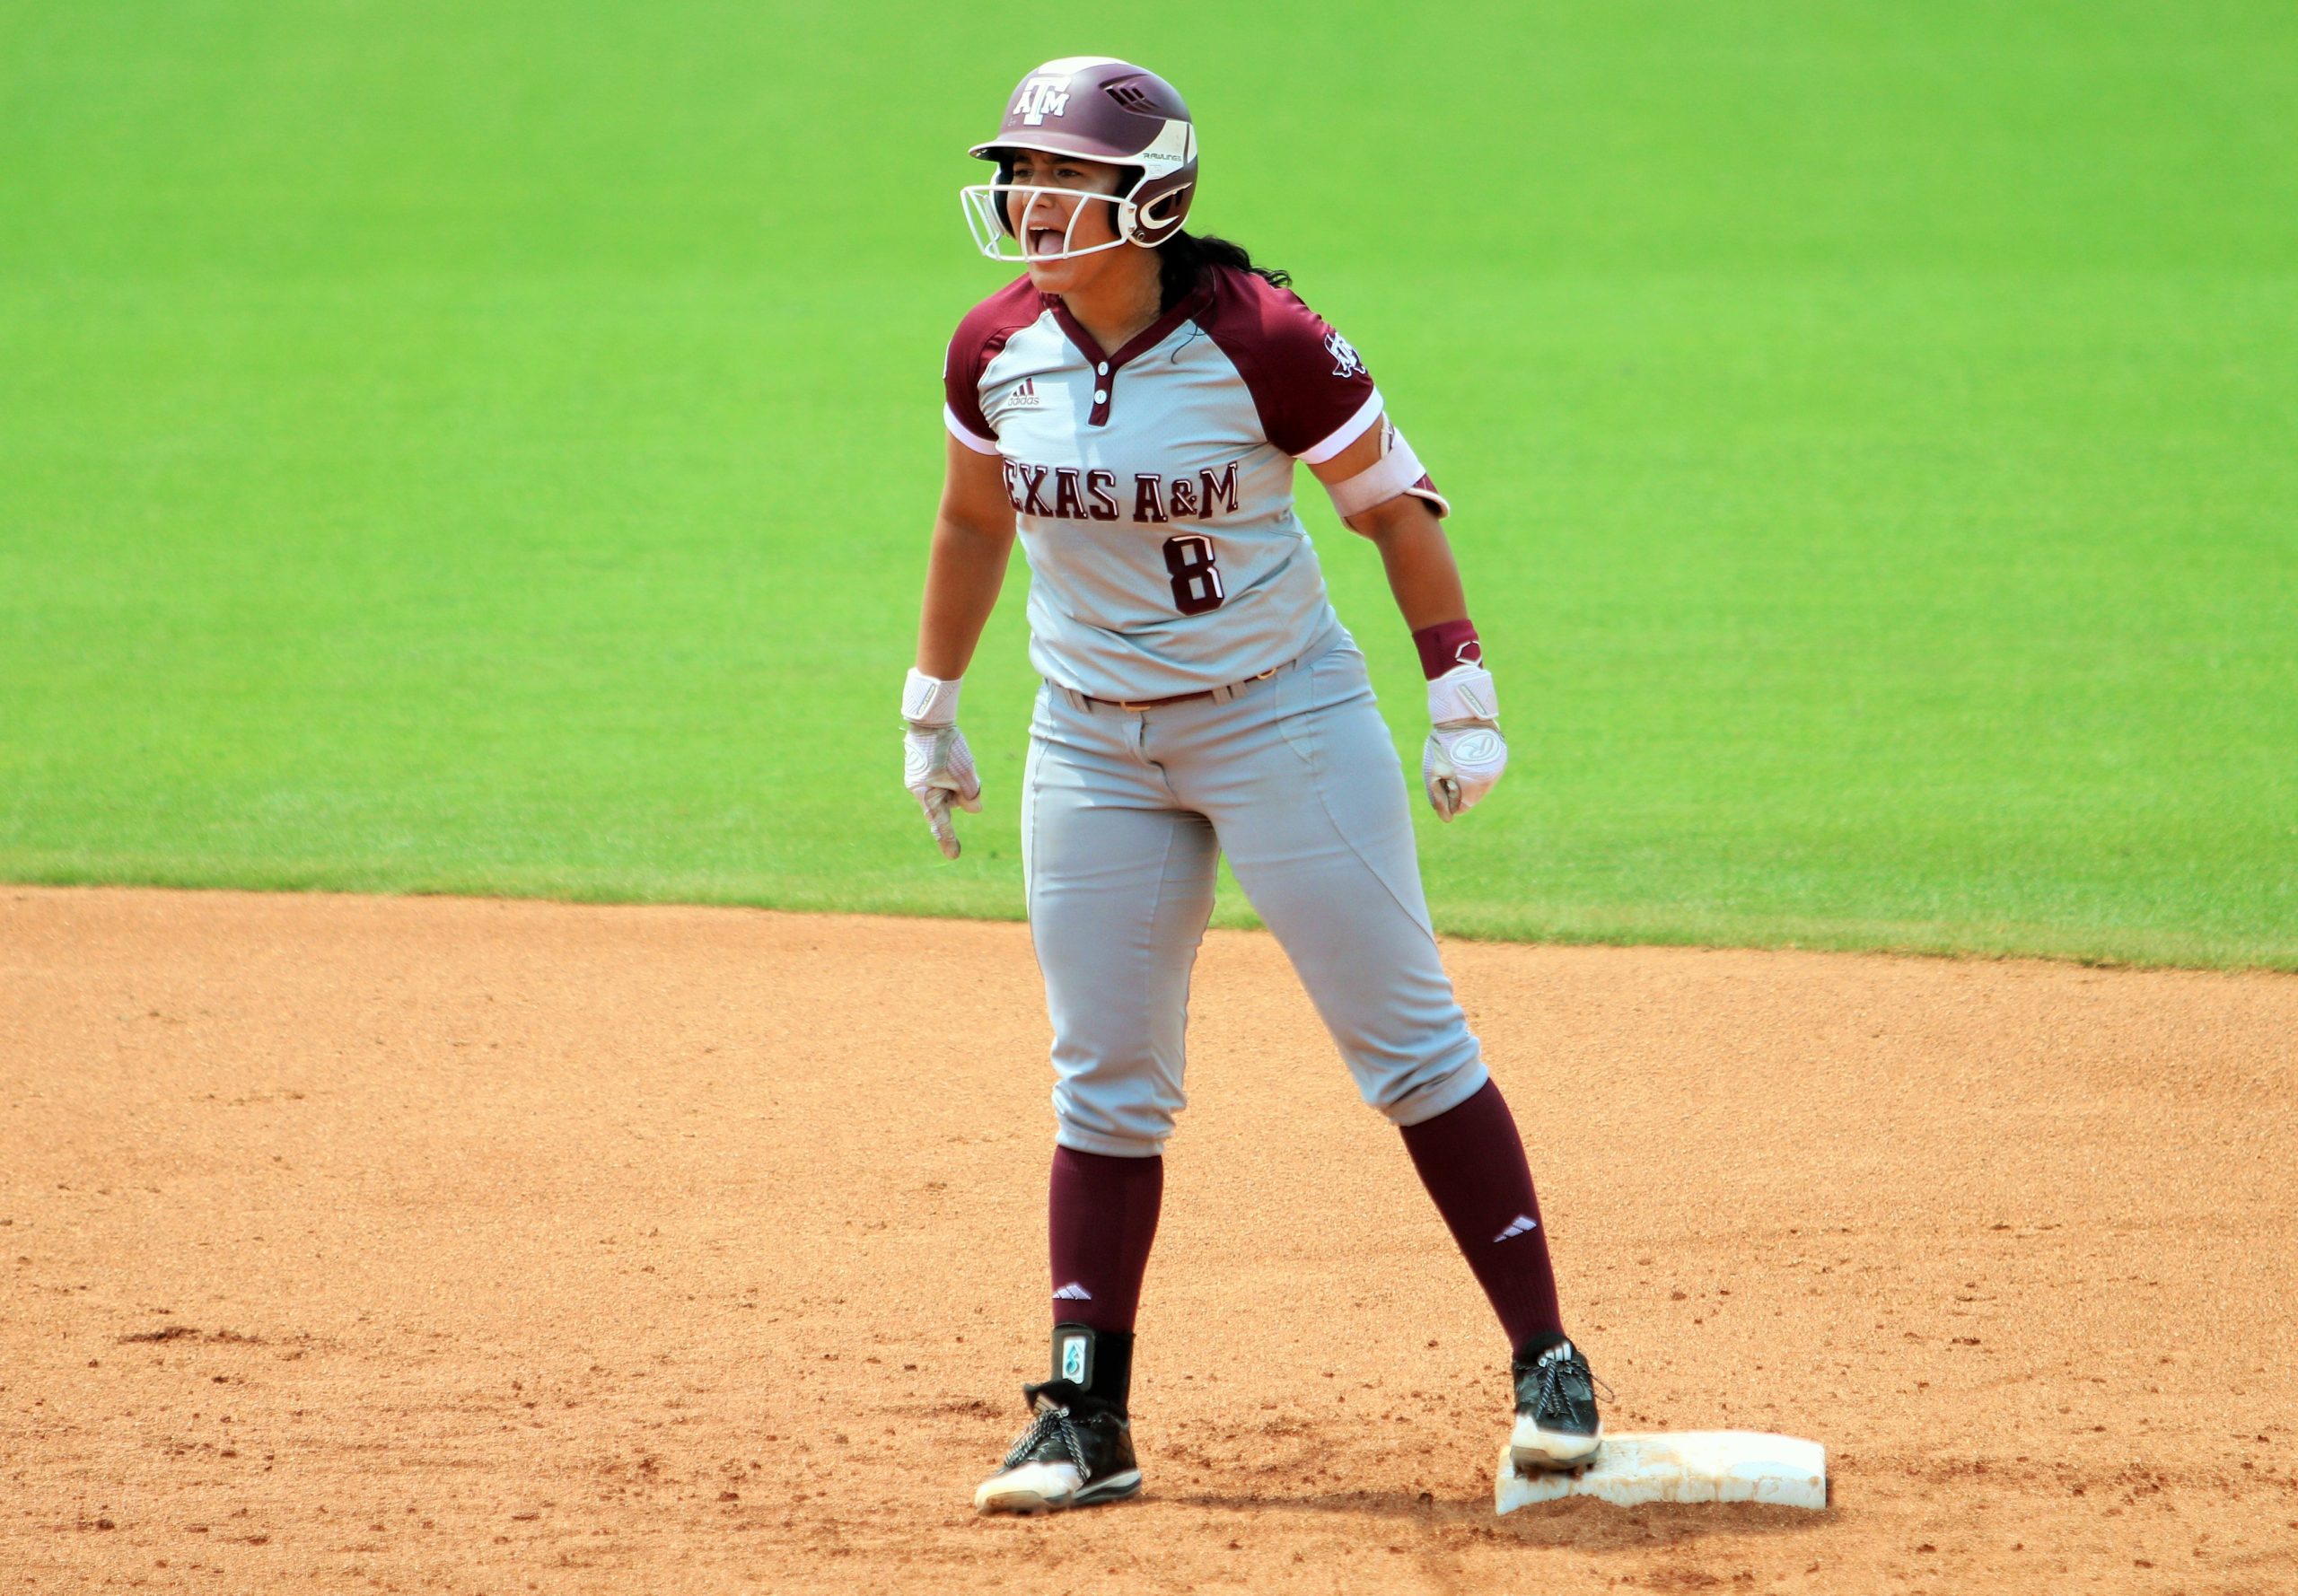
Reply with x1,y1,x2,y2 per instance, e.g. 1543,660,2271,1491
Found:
3,1,2294,969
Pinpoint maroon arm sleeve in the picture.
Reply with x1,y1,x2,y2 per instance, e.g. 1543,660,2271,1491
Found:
943,338,996,450
943,276,1040,452
1192,267,1384,461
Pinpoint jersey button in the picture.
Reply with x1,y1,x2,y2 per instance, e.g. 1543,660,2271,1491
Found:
1096,362,1109,375
1093,390,1108,403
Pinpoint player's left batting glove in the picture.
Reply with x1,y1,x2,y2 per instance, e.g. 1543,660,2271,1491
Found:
902,668,983,861
1423,662,1507,821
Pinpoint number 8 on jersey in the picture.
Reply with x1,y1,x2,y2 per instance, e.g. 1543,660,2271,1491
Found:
1162,535,1224,616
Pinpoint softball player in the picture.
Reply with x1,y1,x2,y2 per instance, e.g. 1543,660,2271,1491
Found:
905,57,1603,1513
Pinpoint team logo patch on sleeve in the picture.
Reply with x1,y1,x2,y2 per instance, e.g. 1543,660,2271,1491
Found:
1325,329,1365,379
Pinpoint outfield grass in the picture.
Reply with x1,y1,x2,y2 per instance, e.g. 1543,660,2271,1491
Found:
3,2,2294,969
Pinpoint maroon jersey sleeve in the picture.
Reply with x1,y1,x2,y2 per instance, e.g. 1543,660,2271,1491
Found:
1192,266,1385,461
943,276,1043,453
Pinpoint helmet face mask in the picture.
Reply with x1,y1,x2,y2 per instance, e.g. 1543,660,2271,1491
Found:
961,180,1132,264
960,57,1197,263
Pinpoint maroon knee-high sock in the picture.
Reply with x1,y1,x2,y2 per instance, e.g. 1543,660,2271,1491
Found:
1048,1146,1163,1333
1399,1079,1565,1355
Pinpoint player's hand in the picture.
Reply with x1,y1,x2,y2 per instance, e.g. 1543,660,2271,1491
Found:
1422,662,1506,821
902,669,983,860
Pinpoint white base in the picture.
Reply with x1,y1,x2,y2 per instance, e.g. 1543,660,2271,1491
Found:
1495,1431,1828,1513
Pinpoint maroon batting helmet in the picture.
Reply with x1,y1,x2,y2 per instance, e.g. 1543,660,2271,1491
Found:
960,57,1198,261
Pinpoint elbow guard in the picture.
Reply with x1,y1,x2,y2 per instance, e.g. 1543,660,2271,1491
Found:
1323,419,1451,520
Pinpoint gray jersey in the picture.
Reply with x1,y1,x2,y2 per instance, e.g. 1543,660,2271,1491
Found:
944,265,1403,700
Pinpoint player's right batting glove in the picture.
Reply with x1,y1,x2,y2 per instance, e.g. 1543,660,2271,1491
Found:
901,668,983,860
1423,662,1507,821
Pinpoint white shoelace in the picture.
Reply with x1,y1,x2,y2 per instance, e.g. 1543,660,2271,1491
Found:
1003,1404,1092,1479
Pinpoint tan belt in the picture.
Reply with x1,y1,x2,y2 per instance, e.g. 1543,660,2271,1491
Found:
1060,666,1280,715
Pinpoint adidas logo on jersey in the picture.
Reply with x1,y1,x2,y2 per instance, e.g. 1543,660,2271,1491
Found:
1007,377,1042,409
1493,1214,1539,1243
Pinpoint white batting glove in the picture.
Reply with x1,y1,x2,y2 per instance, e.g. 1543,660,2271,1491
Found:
1423,662,1507,821
902,668,982,860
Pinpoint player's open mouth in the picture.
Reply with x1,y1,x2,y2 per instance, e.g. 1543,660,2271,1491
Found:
1027,226,1065,258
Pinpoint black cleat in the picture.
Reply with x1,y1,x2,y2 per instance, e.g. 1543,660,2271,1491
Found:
973,1379,1143,1514
1510,1337,1604,1469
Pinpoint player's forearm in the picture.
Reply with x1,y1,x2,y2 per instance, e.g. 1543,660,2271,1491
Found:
915,513,1014,680
1355,500,1469,634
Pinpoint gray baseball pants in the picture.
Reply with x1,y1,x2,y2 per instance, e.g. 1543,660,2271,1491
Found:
1022,633,1490,1157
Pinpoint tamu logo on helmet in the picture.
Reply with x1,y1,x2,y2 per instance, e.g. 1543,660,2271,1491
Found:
1013,76,1073,126
1325,329,1365,379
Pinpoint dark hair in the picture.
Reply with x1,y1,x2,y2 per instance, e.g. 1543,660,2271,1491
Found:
1159,231,1290,311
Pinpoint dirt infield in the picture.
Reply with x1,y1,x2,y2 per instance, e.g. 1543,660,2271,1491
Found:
4,887,2294,1593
